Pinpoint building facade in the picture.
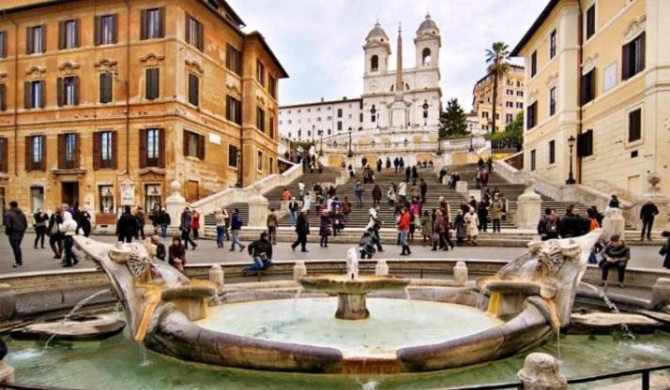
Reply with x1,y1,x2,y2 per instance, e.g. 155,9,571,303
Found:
471,64,525,134
278,15,443,165
512,0,670,198
0,0,287,223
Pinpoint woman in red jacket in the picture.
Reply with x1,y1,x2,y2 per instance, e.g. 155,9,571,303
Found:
397,206,412,256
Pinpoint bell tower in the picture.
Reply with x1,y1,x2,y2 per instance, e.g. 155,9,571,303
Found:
414,14,441,69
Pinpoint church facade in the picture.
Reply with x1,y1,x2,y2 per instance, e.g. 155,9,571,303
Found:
279,15,444,166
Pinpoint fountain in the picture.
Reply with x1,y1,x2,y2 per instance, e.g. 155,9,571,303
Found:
56,231,617,375
297,249,410,320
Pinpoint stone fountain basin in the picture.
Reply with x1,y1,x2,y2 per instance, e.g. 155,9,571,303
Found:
298,275,410,294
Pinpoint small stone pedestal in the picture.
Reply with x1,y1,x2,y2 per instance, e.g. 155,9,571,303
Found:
516,179,542,230
247,192,269,227
375,260,389,276
336,293,369,320
651,278,670,310
209,265,224,294
517,353,567,390
293,261,307,280
602,208,625,242
0,284,16,321
453,261,468,286
165,180,187,228
455,181,468,195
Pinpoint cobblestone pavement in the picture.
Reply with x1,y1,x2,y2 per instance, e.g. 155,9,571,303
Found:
0,232,668,275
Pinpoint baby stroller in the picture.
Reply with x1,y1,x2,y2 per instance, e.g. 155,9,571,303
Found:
359,229,378,259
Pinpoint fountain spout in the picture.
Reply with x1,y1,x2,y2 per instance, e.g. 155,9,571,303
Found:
346,248,359,280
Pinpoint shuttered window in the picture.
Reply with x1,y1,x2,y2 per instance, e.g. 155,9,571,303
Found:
577,130,594,158
0,31,7,58
188,73,199,106
622,32,645,81
99,73,113,103
256,60,265,87
0,84,6,111
26,25,46,54
25,135,46,172
140,8,164,40
145,68,160,100
94,14,118,45
581,68,596,105
226,95,241,124
58,133,79,170
526,101,537,129
0,138,7,173
183,130,205,159
256,106,265,132
57,76,80,106
58,19,80,49
226,45,242,76
268,75,277,98
93,131,117,170
185,14,204,51
628,108,642,143
139,128,164,168
228,145,238,167
24,80,46,109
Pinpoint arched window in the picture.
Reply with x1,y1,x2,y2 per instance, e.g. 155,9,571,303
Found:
422,48,431,66
370,55,379,71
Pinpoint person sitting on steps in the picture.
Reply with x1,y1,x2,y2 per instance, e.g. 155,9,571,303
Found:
599,234,630,288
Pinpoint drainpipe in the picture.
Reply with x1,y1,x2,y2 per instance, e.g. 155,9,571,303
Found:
123,0,131,174
577,2,584,184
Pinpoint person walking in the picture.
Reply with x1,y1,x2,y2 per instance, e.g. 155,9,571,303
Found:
640,200,659,241
464,207,480,245
397,206,412,256
158,207,171,239
135,206,146,240
47,206,64,259
419,179,428,203
78,207,92,237
33,208,49,249
266,208,278,245
179,207,198,250
366,204,384,252
191,209,201,240
319,211,332,248
215,209,227,248
489,194,504,233
288,197,299,227
291,209,310,252
116,205,138,243
229,209,245,252
431,209,448,251
372,184,382,207
4,201,28,268
660,231,670,270
354,180,364,209
59,211,79,268
477,200,489,233
387,185,397,207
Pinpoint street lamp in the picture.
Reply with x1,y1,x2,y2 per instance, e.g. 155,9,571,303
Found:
422,100,429,126
437,123,443,156
318,129,323,156
566,135,576,185
236,151,242,188
468,134,474,152
311,125,315,146
347,127,353,158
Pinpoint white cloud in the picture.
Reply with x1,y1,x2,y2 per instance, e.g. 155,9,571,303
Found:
227,0,549,111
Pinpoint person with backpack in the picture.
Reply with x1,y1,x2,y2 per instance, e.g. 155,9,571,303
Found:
229,209,245,252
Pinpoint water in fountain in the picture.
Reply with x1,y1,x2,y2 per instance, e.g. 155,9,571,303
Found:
347,248,359,279
403,287,415,313
580,282,636,340
44,289,110,350
138,344,152,367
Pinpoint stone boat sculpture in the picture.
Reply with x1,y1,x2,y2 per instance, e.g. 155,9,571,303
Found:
74,230,601,374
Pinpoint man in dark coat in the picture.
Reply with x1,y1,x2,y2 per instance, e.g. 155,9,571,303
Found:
291,209,310,252
4,200,28,268
116,205,138,243
244,232,274,274
640,200,659,241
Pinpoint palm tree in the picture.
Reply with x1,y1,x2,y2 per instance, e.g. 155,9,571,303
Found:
485,42,510,134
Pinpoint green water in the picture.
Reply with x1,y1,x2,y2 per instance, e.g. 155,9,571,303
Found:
6,327,670,390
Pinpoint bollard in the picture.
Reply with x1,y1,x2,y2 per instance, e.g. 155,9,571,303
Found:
209,265,225,294
517,353,567,390
293,261,307,280
0,284,16,321
375,260,389,276
651,278,670,311
453,261,468,286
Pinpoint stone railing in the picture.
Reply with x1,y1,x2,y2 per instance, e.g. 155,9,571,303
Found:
322,136,488,155
190,163,301,218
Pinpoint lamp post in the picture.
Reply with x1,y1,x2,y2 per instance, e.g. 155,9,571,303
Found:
318,129,323,156
468,134,474,152
311,125,315,146
566,135,576,185
422,100,429,126
347,127,353,158
236,151,242,188
437,124,442,156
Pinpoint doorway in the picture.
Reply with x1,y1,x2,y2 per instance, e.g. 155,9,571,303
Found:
61,182,79,207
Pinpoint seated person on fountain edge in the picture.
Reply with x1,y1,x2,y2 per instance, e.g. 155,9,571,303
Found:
599,234,630,288
245,232,274,273
168,236,186,271
151,235,166,261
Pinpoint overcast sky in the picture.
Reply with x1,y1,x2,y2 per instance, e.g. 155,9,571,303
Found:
227,0,549,112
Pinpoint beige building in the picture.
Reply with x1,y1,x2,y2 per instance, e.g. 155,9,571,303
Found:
512,0,670,198
472,64,525,134
0,0,287,224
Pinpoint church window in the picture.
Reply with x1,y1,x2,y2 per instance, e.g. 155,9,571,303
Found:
371,55,379,71
422,48,431,66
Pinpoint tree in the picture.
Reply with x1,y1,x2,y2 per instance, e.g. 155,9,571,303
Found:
485,42,510,134
488,111,523,149
438,98,468,139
